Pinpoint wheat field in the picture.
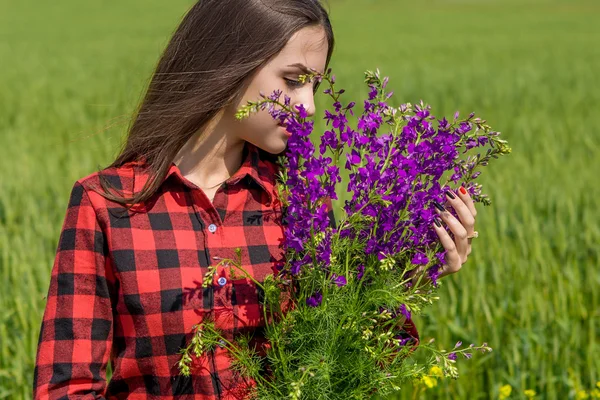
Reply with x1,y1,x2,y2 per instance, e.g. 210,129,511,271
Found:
0,0,598,398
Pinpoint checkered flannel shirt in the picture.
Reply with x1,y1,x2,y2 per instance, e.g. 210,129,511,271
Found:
33,141,419,399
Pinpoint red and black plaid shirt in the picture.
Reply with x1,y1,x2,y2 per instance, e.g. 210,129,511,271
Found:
33,141,419,399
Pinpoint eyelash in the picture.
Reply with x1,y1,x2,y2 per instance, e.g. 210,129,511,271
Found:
284,78,304,89
284,78,320,93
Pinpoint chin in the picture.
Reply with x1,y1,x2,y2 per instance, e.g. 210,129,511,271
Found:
266,143,289,156
254,139,289,156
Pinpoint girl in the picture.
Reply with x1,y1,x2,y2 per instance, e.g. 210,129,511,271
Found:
33,0,478,398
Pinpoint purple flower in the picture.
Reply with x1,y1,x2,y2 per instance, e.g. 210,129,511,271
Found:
411,252,429,265
306,291,323,307
456,122,472,135
448,352,457,361
347,149,361,166
465,138,478,150
463,352,472,359
356,264,365,280
368,84,378,100
436,251,446,265
399,304,411,320
332,274,347,287
427,264,443,287
295,104,308,119
290,260,302,275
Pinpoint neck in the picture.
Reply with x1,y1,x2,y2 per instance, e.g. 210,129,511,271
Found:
174,110,245,188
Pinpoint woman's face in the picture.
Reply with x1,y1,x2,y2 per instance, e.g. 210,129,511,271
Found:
230,25,329,155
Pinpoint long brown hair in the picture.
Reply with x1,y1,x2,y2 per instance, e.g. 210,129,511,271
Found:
99,0,335,206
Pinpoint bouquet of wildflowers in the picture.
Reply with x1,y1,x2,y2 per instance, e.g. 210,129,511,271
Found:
178,68,510,399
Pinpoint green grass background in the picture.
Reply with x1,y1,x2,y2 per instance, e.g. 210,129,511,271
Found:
1,0,598,398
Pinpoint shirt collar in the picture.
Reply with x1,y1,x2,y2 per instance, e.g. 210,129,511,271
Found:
129,141,278,205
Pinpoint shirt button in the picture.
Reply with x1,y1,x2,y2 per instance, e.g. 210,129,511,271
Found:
217,277,227,286
208,224,217,233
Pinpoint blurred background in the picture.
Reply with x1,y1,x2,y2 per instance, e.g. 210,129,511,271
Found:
1,0,598,398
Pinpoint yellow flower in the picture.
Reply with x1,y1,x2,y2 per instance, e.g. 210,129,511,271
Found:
590,388,600,398
576,390,590,400
429,366,444,378
597,381,600,389
524,389,536,398
499,384,512,399
421,375,437,389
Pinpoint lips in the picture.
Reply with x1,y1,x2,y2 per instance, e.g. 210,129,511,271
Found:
278,123,292,137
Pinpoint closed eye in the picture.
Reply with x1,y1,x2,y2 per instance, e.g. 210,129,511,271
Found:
284,78,303,89
284,77,319,91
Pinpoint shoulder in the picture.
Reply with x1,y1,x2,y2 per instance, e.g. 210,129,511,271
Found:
70,162,144,209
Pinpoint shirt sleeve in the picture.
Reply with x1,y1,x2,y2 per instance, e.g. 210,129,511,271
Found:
33,181,115,399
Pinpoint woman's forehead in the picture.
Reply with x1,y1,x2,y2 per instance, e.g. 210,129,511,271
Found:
275,26,328,71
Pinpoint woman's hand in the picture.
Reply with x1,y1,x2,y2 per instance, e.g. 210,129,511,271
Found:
432,186,478,279
409,186,478,287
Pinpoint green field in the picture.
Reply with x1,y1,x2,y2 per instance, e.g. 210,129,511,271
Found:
1,0,598,398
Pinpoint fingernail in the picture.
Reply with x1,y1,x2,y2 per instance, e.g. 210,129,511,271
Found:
433,201,445,212
445,190,456,200
459,186,467,195
433,217,442,227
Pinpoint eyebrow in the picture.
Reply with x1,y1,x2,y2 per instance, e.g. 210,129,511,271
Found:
286,63,323,75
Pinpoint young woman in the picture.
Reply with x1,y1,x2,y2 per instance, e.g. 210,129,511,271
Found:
33,1,478,398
